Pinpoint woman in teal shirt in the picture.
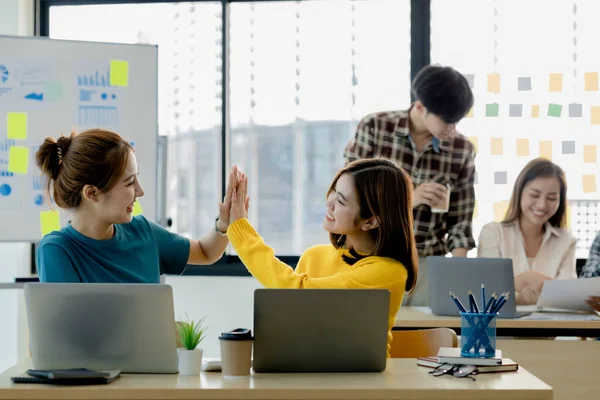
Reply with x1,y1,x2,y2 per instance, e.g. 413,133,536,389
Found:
35,128,240,283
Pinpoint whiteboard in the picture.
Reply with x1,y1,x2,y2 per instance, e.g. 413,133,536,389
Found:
0,35,159,242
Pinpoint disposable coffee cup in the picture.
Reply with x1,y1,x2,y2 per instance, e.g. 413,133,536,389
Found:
219,328,253,379
431,183,451,213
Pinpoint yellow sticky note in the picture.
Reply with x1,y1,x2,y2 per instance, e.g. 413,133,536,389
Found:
516,138,530,157
132,200,143,216
40,210,61,236
493,201,509,223
584,145,597,164
531,105,540,118
473,201,478,219
110,60,129,87
539,141,552,160
466,107,474,118
585,72,598,91
566,203,571,229
490,137,503,155
549,73,563,92
583,174,597,193
591,106,600,125
7,112,27,140
467,136,478,153
487,73,501,93
7,146,29,174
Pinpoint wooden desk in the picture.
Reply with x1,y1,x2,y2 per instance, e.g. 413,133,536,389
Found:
497,339,600,400
395,307,600,337
0,358,551,400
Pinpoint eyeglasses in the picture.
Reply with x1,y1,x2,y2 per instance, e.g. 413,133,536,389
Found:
428,363,478,381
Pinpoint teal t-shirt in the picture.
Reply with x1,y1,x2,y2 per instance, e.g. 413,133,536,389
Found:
36,215,190,283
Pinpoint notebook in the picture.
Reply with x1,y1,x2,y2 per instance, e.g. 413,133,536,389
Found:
436,347,502,366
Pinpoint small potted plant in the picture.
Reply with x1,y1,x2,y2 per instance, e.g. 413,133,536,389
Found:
176,315,208,375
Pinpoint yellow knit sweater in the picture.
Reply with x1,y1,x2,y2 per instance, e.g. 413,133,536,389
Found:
227,218,408,357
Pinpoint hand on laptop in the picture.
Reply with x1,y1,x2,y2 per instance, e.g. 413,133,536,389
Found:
585,296,600,313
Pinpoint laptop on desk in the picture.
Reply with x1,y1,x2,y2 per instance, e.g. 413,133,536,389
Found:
427,257,530,319
252,288,390,373
24,283,179,374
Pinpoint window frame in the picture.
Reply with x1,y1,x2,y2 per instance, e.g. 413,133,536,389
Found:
38,0,430,277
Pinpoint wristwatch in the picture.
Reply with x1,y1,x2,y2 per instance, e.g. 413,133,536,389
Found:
214,216,227,236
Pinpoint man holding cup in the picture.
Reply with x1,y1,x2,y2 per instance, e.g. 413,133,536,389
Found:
343,64,477,306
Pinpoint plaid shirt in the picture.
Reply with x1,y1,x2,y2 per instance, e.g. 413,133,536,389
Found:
581,233,600,278
343,109,476,256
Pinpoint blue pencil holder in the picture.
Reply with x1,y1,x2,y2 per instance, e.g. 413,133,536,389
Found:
460,312,497,358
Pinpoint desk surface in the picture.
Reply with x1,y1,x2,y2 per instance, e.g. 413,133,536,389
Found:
0,358,551,400
396,306,600,335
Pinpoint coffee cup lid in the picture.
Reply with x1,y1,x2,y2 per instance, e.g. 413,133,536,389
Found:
219,328,253,341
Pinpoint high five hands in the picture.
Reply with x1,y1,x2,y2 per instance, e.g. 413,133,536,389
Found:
218,165,249,230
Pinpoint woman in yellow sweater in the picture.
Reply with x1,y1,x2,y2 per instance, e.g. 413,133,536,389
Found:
226,158,418,357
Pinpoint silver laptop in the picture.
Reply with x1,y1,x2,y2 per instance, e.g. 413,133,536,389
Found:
252,288,390,373
427,256,529,318
25,283,178,373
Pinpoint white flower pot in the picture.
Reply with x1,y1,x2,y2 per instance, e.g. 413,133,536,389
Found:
177,348,203,375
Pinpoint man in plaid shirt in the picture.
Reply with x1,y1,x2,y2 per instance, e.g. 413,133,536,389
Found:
343,65,476,306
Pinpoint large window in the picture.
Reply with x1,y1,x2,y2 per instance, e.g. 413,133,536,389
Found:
47,0,411,256
432,0,600,257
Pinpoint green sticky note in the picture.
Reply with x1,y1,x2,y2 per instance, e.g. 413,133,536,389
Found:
8,146,29,174
7,112,27,139
132,201,143,216
110,60,129,87
40,210,61,236
44,82,64,102
485,103,499,117
548,103,562,117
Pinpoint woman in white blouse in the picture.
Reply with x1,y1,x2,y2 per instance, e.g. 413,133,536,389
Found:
478,158,576,305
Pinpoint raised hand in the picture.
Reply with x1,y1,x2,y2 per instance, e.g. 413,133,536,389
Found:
230,171,249,225
217,166,239,232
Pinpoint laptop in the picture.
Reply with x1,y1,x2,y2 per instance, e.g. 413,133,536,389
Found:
427,256,530,318
24,283,178,374
253,288,390,373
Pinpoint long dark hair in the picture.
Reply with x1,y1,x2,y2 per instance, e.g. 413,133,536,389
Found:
327,158,418,293
503,158,567,228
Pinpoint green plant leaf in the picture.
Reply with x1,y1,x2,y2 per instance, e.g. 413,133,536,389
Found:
176,314,209,350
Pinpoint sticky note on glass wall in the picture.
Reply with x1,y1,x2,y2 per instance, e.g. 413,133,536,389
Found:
7,112,27,140
493,201,509,222
584,145,597,164
516,138,530,156
110,60,129,87
566,203,571,228
531,105,540,118
549,73,563,92
40,210,61,236
487,73,501,93
539,141,552,160
548,104,562,117
585,72,598,91
582,174,597,193
132,200,143,216
465,107,474,118
8,146,29,174
467,136,478,153
490,137,503,155
591,106,600,125
486,103,499,117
